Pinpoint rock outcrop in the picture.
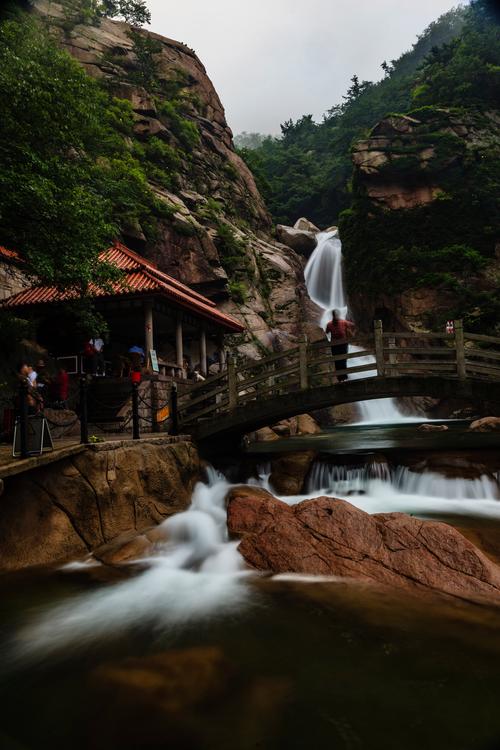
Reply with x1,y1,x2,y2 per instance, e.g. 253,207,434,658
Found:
469,416,500,432
345,108,500,337
275,224,317,257
0,438,200,571
31,1,321,359
227,487,500,604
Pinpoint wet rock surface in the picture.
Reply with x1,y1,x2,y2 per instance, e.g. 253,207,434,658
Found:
227,487,500,604
269,450,316,495
0,439,200,571
470,416,500,432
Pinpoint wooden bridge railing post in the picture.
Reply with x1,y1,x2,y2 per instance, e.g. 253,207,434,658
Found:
374,320,385,377
388,336,396,377
227,354,238,411
299,334,308,390
454,319,466,380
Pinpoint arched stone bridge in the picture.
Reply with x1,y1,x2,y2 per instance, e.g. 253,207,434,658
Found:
176,322,500,442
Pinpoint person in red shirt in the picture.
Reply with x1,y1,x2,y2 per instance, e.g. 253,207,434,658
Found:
51,366,69,409
325,310,356,382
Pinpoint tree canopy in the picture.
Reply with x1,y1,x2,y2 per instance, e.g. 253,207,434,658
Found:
0,17,165,298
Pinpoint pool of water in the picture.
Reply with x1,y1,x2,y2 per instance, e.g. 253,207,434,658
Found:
246,420,500,455
2,566,500,750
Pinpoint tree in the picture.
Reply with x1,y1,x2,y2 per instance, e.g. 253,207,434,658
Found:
101,0,151,26
0,18,160,299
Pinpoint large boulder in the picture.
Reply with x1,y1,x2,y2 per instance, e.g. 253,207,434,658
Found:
276,225,317,256
469,417,500,432
294,217,320,233
0,438,200,571
226,487,500,604
269,451,316,495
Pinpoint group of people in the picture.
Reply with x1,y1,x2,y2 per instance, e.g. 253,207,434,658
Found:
17,360,69,415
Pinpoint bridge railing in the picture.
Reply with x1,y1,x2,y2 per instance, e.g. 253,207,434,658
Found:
176,321,500,428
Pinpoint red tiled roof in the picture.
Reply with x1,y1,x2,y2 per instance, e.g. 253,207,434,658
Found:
0,246,22,263
2,242,244,333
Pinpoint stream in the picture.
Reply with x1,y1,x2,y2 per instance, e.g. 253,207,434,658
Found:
2,450,500,749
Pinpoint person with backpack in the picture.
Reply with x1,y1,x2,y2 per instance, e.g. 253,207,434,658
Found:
325,310,356,382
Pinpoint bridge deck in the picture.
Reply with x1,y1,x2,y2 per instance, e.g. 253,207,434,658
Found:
176,322,500,441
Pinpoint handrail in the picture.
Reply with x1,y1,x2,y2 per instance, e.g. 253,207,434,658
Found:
174,320,500,431
465,332,500,345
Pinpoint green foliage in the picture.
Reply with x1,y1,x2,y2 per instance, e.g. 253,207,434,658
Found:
338,3,500,334
215,223,253,302
412,1,500,109
227,280,248,305
101,0,150,25
238,7,467,227
59,0,150,30
158,100,200,149
0,18,167,300
233,132,267,150
127,28,162,89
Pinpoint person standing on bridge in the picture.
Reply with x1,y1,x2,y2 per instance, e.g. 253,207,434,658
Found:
326,310,356,383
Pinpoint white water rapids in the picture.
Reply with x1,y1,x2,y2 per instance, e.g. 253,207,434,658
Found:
304,230,404,423
12,461,500,660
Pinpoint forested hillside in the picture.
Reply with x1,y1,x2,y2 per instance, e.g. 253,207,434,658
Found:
341,0,500,335
237,5,468,227
239,0,500,335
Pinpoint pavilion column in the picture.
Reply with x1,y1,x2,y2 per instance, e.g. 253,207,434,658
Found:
199,326,207,376
144,299,154,361
176,314,184,374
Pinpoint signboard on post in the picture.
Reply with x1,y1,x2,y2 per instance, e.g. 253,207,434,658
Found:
149,349,159,373
13,415,54,458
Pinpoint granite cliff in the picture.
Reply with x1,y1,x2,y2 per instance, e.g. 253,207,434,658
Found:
31,0,319,358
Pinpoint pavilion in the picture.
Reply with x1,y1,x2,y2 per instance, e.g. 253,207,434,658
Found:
2,242,244,378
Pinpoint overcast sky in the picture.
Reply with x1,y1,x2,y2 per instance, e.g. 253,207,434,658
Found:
146,0,464,135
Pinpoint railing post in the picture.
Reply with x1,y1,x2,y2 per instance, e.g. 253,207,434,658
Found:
388,336,397,377
132,382,140,439
170,383,179,436
454,319,466,380
374,320,385,377
18,382,29,459
227,354,238,411
299,334,309,390
79,376,88,445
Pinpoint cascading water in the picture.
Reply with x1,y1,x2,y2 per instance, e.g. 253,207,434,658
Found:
304,230,403,422
11,460,500,659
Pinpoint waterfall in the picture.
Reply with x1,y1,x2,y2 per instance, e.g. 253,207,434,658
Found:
304,230,402,422
304,231,347,328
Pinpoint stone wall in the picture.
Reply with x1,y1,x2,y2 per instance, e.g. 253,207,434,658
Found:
0,437,201,571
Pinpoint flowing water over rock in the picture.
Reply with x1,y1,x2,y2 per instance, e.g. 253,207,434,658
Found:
3,456,500,749
7,458,500,663
304,230,404,422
